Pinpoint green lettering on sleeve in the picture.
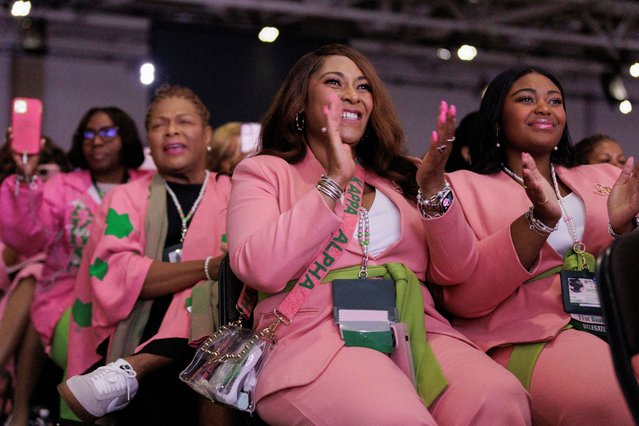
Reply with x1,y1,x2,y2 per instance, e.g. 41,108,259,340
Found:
105,208,133,239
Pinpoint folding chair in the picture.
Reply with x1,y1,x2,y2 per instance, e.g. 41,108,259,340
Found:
596,231,639,423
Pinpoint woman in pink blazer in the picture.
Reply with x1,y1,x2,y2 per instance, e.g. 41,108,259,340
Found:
425,66,637,425
227,44,531,425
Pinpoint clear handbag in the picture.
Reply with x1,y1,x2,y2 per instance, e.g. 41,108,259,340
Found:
180,320,276,413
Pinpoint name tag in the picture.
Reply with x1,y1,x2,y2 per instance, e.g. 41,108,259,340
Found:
560,270,601,315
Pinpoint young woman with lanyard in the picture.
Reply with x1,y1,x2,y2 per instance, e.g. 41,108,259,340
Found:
423,66,637,424
226,44,531,425
0,107,149,424
59,85,232,425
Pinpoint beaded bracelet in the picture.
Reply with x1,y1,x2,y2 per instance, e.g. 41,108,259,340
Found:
608,217,639,238
524,207,558,237
416,181,453,219
204,256,214,281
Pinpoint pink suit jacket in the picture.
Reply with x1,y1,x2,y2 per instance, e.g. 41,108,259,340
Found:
227,149,473,402
424,163,619,351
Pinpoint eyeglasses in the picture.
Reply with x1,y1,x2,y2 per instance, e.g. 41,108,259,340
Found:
82,126,119,143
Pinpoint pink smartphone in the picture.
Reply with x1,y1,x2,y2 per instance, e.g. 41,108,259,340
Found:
11,97,43,155
390,322,416,387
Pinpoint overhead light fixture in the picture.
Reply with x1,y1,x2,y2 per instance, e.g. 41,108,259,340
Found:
139,62,155,85
11,0,31,17
619,100,632,114
601,72,628,103
629,63,639,78
258,27,279,43
436,48,451,61
457,44,477,61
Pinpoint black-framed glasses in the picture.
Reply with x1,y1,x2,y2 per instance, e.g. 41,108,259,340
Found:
82,126,119,142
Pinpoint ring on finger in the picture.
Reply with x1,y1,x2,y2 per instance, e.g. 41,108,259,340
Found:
436,145,448,153
446,136,456,143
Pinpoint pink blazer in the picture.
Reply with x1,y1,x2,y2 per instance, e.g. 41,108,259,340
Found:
227,149,472,402
424,163,619,351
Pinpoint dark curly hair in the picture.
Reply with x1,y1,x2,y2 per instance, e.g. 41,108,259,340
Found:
67,107,145,170
259,43,419,199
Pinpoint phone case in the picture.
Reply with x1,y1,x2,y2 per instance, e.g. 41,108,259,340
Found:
390,322,416,387
11,97,43,155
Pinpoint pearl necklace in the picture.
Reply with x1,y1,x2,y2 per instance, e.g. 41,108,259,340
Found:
550,164,586,256
500,163,525,187
164,170,210,243
357,207,370,278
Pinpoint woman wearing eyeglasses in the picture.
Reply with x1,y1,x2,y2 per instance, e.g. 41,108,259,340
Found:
0,107,150,424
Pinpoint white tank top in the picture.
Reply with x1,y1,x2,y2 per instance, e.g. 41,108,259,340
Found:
352,189,401,258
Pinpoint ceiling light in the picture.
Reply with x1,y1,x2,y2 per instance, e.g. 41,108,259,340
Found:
139,62,155,85
457,45,477,61
436,48,451,60
619,100,632,114
602,73,628,102
11,0,31,17
258,27,279,43
629,63,639,78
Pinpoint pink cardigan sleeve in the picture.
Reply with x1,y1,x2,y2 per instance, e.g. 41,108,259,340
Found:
423,173,540,318
84,184,153,328
0,175,64,257
227,157,343,292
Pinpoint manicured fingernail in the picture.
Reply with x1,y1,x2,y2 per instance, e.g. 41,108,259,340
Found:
323,105,329,114
440,100,447,110
450,105,457,117
432,131,438,143
439,111,446,124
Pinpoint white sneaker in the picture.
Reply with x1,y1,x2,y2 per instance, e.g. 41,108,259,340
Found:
57,358,138,423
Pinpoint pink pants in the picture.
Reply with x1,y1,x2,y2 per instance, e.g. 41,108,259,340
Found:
258,334,531,425
491,328,634,426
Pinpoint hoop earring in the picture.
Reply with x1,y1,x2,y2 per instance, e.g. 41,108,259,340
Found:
295,113,305,132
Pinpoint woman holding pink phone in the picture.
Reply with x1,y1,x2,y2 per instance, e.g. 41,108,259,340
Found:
0,106,150,424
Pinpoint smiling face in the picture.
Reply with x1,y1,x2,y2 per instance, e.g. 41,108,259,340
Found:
501,72,566,159
81,111,124,177
304,55,373,147
147,96,211,183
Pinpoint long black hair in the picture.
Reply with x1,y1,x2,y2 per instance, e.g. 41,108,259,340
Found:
470,66,576,174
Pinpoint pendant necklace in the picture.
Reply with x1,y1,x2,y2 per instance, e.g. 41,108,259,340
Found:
550,164,588,269
164,170,210,243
